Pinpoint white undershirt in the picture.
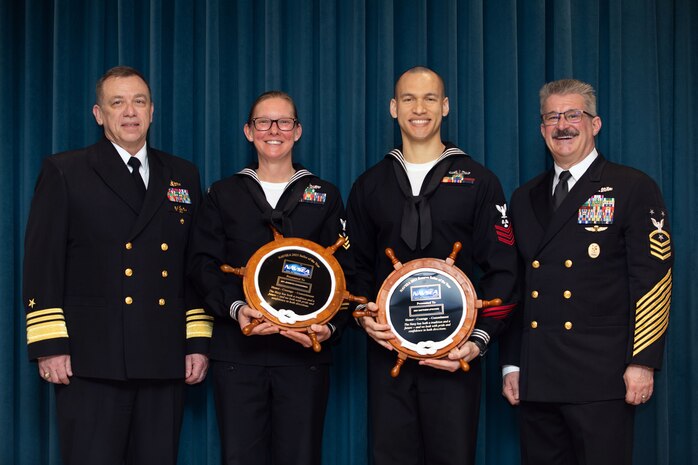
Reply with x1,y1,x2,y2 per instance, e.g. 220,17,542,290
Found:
260,180,287,209
404,159,439,195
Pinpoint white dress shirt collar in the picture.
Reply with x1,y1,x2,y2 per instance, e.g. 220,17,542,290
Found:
552,148,598,193
112,142,149,187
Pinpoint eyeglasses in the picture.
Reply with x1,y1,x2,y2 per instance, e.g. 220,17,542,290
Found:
541,109,595,126
250,117,297,131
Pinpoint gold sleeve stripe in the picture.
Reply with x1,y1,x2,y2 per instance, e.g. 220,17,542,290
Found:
187,324,213,339
27,313,66,326
650,243,671,260
635,283,671,330
27,307,64,320
633,269,672,356
634,314,669,356
635,295,670,341
26,307,68,344
636,270,671,310
186,308,209,317
186,308,213,339
27,322,69,344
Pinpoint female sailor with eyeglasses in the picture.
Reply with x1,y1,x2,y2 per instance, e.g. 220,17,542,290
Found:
188,91,351,465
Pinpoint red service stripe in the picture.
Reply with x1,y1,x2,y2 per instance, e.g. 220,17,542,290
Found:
481,304,516,319
485,304,517,311
480,312,508,320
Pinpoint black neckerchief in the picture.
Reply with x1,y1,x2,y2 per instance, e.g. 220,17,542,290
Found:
387,143,468,251
237,163,313,236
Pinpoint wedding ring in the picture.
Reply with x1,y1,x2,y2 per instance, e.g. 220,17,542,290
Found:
43,372,51,379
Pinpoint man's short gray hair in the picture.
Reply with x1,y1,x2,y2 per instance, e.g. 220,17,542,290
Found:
539,79,597,115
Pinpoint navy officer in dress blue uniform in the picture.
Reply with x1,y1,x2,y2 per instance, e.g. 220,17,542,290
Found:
501,79,672,465
23,66,213,465
347,67,518,465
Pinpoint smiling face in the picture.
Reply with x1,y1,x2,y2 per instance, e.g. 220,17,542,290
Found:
540,93,602,169
243,97,301,163
92,75,154,155
390,70,449,145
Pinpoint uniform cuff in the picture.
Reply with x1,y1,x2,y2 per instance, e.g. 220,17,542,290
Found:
229,300,246,321
502,365,520,377
468,330,490,356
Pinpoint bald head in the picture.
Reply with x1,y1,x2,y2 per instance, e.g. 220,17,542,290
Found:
394,67,446,99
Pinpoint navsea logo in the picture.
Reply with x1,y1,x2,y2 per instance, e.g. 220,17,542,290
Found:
282,261,312,278
411,284,441,301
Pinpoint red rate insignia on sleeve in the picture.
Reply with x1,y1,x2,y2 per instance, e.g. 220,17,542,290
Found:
495,224,515,245
494,204,515,245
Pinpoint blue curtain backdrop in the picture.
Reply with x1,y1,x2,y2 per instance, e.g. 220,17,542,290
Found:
1,0,696,464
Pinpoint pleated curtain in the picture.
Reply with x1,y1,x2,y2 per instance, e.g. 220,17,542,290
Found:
1,0,696,464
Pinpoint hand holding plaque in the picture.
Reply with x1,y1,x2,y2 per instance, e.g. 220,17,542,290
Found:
353,242,501,377
221,227,366,352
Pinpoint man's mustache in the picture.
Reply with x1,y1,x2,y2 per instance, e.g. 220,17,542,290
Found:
552,128,579,138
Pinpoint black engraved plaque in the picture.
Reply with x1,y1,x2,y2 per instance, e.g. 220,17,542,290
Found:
220,229,368,352
254,246,335,324
385,268,466,356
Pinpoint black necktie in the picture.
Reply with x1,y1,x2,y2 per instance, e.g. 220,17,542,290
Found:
128,157,146,204
553,170,571,210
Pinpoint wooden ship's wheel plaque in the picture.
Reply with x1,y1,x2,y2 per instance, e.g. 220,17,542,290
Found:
355,243,501,377
221,227,366,352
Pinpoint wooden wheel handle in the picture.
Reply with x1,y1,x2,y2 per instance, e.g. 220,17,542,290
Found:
325,235,346,255
307,328,322,353
352,308,376,318
391,356,406,378
459,359,470,372
241,317,265,335
478,298,502,309
345,292,368,305
220,264,245,276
